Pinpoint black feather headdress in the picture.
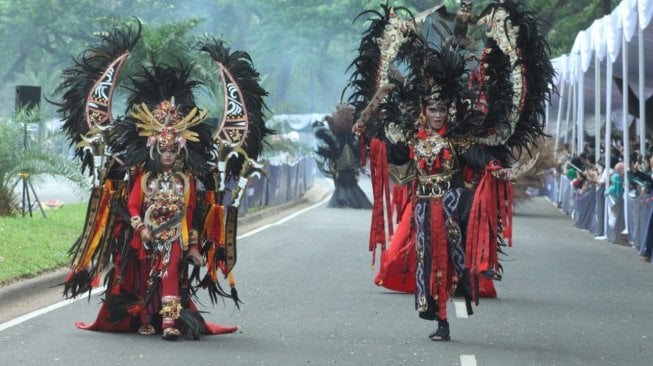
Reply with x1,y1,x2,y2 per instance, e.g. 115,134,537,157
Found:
477,0,554,158
346,2,419,137
53,21,141,174
198,39,273,160
314,104,359,177
109,63,215,176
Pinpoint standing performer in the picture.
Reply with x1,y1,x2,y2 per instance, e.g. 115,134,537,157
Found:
55,21,271,340
347,1,553,341
314,103,372,209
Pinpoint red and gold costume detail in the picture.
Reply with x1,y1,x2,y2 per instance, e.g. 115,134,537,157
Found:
347,0,554,341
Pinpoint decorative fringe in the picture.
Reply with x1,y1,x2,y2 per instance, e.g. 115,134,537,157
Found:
63,269,92,299
197,274,231,305
178,309,206,340
228,272,242,310
104,291,142,323
465,162,515,303
368,138,392,266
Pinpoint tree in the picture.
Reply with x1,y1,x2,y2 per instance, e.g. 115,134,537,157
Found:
0,0,617,116
0,0,180,114
0,108,89,216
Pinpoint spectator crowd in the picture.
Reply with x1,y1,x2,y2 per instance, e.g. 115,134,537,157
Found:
553,135,653,261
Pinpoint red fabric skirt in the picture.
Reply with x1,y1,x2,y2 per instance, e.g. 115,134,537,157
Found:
375,200,497,299
75,299,238,335
374,201,416,293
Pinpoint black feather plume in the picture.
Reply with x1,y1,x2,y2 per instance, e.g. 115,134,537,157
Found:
52,21,141,168
198,38,274,160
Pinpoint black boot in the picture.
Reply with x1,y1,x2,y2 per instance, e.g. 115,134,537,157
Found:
428,319,450,341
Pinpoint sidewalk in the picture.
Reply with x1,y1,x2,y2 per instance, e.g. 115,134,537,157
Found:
0,180,333,325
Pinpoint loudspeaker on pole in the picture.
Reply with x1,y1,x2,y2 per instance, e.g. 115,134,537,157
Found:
15,85,41,112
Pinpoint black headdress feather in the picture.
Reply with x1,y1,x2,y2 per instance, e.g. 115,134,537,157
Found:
108,63,215,176
198,38,273,160
125,63,200,107
479,0,555,158
53,21,141,170
346,3,399,121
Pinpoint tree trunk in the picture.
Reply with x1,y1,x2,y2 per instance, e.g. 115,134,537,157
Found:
274,57,293,106
1,48,28,85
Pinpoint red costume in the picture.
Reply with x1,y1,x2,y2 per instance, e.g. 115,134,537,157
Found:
347,0,553,341
56,21,271,340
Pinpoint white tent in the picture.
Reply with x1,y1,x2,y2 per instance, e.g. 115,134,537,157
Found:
548,0,653,235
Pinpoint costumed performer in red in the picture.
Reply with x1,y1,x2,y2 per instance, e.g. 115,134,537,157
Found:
54,20,271,341
347,0,553,341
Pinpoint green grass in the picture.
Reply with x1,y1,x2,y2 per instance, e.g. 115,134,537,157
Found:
0,203,86,285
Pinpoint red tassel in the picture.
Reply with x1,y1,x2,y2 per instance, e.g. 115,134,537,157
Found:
91,274,101,288
466,171,495,303
111,284,121,295
391,184,409,225
127,304,143,317
368,138,393,266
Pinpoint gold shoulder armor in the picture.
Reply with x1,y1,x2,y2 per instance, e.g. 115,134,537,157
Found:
451,136,473,154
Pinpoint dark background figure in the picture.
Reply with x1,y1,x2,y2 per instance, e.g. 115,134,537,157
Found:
432,0,479,52
314,104,372,209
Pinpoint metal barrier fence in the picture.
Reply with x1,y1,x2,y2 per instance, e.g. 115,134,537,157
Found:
237,157,317,216
548,173,653,258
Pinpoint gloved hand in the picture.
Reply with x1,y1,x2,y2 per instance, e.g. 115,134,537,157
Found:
140,227,152,244
490,153,539,181
186,247,204,266
385,122,405,144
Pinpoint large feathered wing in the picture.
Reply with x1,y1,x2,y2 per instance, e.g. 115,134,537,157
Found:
464,0,555,304
54,21,142,176
195,40,271,302
345,3,426,265
54,22,141,298
346,3,424,144
199,39,272,159
473,0,555,158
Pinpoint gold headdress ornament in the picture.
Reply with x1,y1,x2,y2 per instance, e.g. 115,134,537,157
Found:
424,84,451,110
129,97,207,156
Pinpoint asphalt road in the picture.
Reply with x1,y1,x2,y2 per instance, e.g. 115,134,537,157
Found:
2,181,653,365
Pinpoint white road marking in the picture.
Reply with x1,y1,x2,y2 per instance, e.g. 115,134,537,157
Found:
0,193,332,332
0,287,104,332
454,300,468,318
238,194,331,239
460,354,477,366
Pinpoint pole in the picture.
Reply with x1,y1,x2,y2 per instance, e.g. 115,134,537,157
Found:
622,32,630,236
578,58,585,154
638,26,646,157
554,80,566,159
16,109,46,218
594,54,601,165
604,57,613,237
571,82,577,154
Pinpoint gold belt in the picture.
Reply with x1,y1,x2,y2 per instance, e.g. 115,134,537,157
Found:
417,172,457,197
